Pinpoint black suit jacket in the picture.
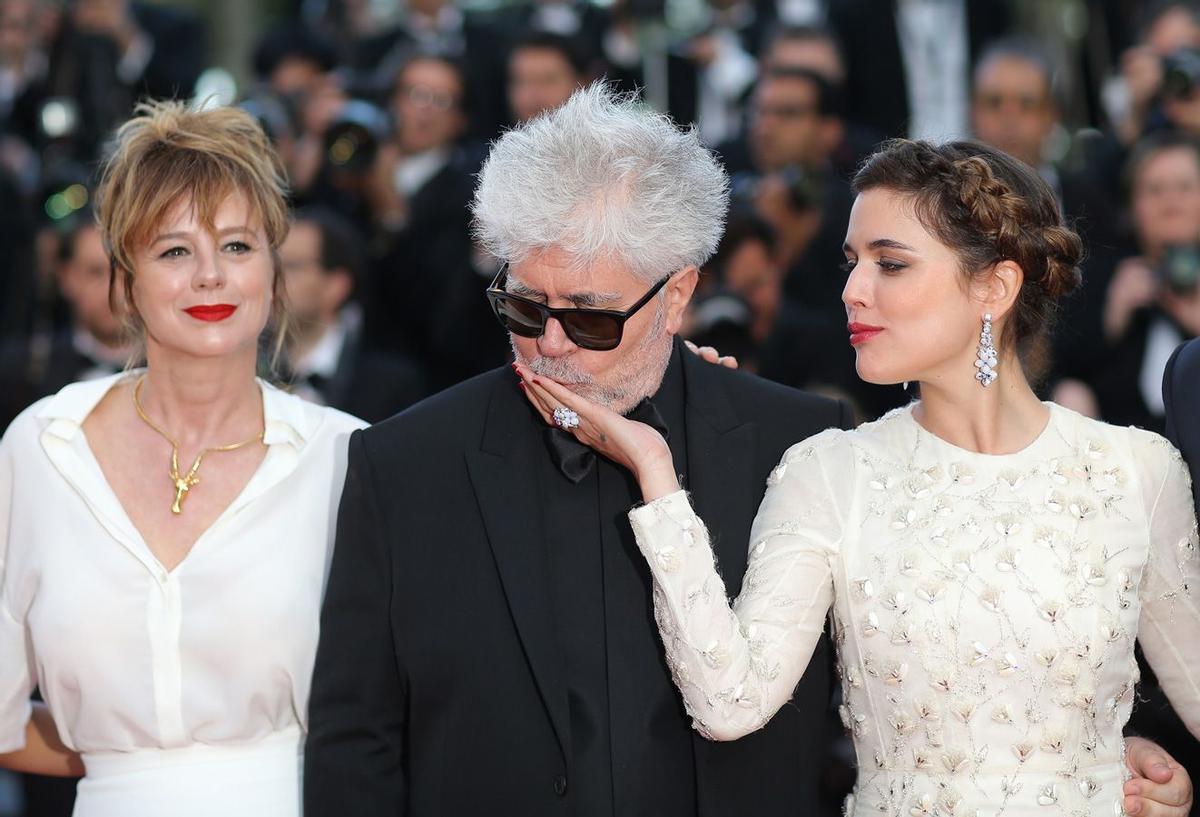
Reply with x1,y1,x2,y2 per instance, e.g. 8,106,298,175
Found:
313,324,427,425
306,345,851,816
1164,337,1200,511
829,0,1011,140
0,331,123,431
363,161,475,364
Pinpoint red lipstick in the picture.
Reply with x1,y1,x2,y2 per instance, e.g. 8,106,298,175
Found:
848,322,883,346
184,304,237,322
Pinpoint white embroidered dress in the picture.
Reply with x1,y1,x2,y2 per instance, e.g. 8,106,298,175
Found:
628,403,1200,817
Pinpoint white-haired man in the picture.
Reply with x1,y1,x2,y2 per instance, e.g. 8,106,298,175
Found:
304,85,1195,817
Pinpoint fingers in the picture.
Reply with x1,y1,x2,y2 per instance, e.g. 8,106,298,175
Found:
515,364,586,416
1127,738,1183,785
1124,768,1192,817
511,364,554,424
685,340,739,369
512,364,593,441
1125,791,1189,817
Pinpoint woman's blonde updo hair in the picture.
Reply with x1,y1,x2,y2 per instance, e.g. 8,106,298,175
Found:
853,139,1083,381
94,99,291,362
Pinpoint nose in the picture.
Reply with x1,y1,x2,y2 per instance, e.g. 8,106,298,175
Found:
841,261,868,310
536,316,576,357
191,245,225,291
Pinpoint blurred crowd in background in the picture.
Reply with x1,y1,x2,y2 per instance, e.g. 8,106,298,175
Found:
2,0,1200,815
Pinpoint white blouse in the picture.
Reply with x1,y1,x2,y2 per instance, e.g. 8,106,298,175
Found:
629,402,1200,817
0,372,365,755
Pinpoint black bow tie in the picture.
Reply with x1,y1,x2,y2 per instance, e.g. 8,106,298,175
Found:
544,397,669,484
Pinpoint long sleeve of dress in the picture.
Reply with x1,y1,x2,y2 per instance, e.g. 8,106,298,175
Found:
1135,432,1200,740
0,426,35,752
627,429,849,741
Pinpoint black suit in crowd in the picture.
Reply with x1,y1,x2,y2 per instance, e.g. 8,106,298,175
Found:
1164,337,1200,515
296,321,427,426
364,160,478,382
828,0,1011,140
0,330,124,431
305,339,851,816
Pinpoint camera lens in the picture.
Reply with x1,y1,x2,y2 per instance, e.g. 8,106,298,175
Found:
321,99,391,176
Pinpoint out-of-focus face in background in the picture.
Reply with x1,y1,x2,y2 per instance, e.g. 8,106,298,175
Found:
393,57,466,155
0,0,37,67
971,55,1056,169
59,223,125,345
749,74,826,172
722,236,782,343
1145,5,1200,55
508,46,581,124
280,218,350,331
1131,145,1200,253
269,54,328,100
761,34,844,84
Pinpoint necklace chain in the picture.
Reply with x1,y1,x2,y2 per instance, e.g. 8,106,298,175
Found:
132,375,265,515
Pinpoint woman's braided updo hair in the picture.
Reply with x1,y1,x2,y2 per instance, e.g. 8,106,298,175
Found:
853,139,1083,381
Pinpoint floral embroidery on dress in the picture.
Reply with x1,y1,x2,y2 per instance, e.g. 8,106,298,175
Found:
628,407,1200,817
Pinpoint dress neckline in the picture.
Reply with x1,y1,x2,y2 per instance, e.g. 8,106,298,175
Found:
903,401,1059,463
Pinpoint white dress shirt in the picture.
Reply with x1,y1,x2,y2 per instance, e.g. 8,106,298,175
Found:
0,371,365,760
896,0,969,142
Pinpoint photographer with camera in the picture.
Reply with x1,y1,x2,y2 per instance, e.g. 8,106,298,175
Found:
0,0,48,154
1087,132,1200,432
969,37,1123,409
1105,2,1200,145
360,54,493,388
250,22,342,201
36,0,202,161
719,67,851,333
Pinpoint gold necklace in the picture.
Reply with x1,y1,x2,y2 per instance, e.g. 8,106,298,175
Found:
133,375,265,515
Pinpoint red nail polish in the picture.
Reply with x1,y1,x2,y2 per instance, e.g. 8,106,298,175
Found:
532,378,542,386
518,381,527,390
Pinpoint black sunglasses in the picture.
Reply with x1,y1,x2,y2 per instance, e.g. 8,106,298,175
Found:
485,266,672,351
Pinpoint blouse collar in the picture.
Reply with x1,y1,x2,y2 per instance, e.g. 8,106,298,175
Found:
35,370,318,449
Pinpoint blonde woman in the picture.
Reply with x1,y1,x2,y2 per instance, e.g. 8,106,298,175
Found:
0,101,364,816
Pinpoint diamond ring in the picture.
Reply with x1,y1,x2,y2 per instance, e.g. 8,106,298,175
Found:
553,406,580,430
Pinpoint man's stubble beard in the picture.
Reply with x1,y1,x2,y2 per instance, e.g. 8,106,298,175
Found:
510,301,674,415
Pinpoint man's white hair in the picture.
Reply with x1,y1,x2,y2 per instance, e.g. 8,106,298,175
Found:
472,83,730,283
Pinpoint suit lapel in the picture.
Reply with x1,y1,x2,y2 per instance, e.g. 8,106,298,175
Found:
465,376,570,763
681,351,758,592
679,353,761,814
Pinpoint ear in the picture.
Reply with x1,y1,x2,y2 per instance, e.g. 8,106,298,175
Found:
819,117,845,160
975,259,1023,322
56,261,77,297
324,269,354,313
664,266,699,335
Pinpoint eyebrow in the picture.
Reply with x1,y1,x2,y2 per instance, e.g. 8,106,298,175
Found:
152,226,255,244
843,238,918,254
507,277,623,308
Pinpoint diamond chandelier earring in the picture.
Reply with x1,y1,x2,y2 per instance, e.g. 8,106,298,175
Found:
974,313,998,387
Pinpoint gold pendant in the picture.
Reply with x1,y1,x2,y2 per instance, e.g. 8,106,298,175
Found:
168,449,202,515
171,473,199,514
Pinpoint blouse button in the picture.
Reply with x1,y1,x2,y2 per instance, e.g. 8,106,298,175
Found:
553,775,568,796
